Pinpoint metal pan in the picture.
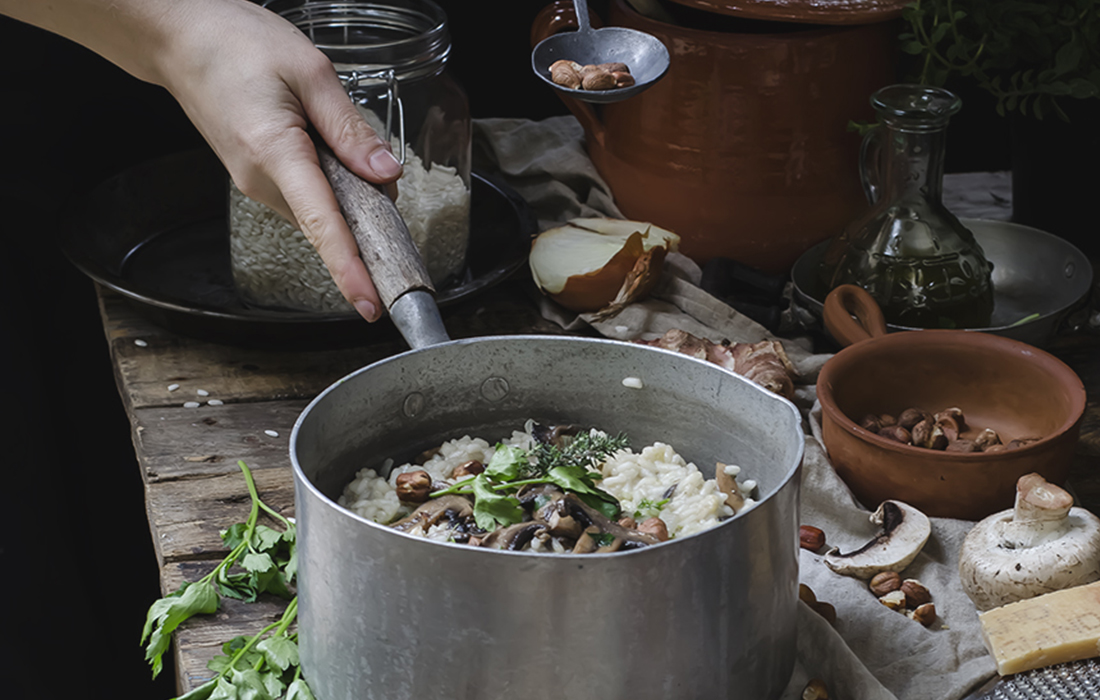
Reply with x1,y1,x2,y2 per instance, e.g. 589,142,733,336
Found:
791,219,1094,347
288,149,806,699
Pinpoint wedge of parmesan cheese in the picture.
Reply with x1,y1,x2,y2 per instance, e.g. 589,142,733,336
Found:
978,580,1100,675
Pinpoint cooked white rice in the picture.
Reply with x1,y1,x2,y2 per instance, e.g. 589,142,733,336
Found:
338,426,754,544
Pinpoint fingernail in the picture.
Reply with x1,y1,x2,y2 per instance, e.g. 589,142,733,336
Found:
354,299,380,322
369,148,402,179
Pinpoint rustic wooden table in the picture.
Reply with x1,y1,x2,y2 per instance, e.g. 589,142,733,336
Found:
96,172,1100,698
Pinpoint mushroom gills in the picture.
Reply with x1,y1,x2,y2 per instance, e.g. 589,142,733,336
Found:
823,500,931,579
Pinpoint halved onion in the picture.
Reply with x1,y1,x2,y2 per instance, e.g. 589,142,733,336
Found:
529,218,680,313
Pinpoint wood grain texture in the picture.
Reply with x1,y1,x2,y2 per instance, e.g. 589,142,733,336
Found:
132,401,307,483
146,465,295,566
164,561,293,696
317,144,433,308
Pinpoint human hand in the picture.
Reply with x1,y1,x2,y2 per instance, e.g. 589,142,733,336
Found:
160,0,403,322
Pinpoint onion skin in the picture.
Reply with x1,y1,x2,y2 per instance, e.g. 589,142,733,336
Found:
529,221,679,313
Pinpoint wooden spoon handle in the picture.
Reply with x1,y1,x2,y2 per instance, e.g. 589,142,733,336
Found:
823,284,889,347
316,144,433,310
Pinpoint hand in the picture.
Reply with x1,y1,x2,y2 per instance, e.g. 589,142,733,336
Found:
161,1,403,322
1,0,402,322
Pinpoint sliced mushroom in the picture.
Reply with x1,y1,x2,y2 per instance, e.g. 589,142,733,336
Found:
531,422,580,447
823,500,931,579
481,521,548,551
959,473,1100,611
714,462,745,511
390,495,476,534
560,493,659,549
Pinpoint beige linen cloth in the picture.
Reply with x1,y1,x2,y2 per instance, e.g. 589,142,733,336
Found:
473,116,999,700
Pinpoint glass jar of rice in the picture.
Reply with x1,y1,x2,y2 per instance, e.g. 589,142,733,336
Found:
229,0,471,313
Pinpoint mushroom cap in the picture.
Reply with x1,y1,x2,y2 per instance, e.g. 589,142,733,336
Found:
958,506,1100,611
823,500,932,579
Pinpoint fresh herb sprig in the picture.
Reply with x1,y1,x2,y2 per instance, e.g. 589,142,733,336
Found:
141,460,312,699
430,430,629,530
175,597,314,700
900,0,1100,119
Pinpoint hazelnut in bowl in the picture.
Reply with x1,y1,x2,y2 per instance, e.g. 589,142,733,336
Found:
816,285,1086,520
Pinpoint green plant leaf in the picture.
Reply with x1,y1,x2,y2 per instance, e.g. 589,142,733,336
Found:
257,636,299,672
286,679,317,700
251,526,284,552
471,475,525,531
230,668,275,700
174,678,218,700
484,444,528,481
242,551,275,573
208,677,240,700
143,580,220,677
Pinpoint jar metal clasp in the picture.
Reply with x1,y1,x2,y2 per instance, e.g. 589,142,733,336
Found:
341,68,406,165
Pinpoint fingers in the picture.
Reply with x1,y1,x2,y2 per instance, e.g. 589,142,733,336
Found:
294,65,404,185
267,130,384,322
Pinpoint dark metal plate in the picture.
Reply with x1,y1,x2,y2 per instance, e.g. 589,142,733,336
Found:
61,149,535,348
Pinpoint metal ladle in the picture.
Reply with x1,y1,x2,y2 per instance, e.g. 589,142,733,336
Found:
531,0,670,104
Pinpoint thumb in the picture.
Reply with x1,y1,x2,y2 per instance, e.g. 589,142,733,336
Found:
299,71,403,184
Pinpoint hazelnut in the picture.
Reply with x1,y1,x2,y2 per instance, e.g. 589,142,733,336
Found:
879,413,898,427
638,517,669,542
611,71,635,87
898,407,932,430
878,590,907,611
900,579,932,607
934,414,961,441
802,679,829,700
983,444,1008,454
935,407,967,432
394,469,432,503
799,525,826,551
974,428,1002,450
908,602,936,627
451,460,484,479
549,60,583,89
945,439,979,453
810,601,837,625
799,583,818,606
878,425,912,445
859,414,883,433
581,69,617,90
596,61,630,73
869,571,902,596
910,417,934,448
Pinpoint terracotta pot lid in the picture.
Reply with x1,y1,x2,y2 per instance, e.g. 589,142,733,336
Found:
661,0,909,25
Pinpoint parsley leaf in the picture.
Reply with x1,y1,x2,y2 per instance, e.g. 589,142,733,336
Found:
471,474,525,531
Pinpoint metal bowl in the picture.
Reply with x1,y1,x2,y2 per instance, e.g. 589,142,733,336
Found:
791,218,1094,347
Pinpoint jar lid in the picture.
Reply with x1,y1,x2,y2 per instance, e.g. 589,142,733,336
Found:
660,0,910,25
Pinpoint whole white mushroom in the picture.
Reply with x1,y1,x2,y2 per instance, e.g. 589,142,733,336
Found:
958,473,1100,611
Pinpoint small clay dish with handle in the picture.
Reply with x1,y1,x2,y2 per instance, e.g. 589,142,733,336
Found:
816,284,1086,520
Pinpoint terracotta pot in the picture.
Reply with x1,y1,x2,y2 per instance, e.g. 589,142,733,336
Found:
532,0,899,273
817,285,1086,521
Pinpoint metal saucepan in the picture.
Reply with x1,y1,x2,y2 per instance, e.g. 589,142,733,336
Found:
791,218,1094,347
288,150,805,699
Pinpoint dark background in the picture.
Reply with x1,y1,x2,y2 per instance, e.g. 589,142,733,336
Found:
0,1,1009,698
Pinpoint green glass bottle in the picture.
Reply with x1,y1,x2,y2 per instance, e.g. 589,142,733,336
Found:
822,85,994,329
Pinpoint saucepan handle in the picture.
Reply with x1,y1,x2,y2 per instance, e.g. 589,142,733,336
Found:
316,143,450,349
823,284,889,347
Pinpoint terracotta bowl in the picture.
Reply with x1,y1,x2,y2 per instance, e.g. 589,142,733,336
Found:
817,285,1086,520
